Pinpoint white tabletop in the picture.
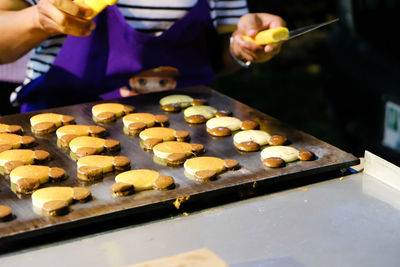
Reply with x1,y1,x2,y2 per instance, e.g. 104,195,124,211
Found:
1,170,400,267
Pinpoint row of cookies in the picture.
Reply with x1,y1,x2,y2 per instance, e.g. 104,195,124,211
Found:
158,94,317,168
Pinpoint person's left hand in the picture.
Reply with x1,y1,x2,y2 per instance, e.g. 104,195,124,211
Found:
231,13,286,64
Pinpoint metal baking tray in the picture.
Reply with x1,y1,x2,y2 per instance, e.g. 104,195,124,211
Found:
0,86,359,243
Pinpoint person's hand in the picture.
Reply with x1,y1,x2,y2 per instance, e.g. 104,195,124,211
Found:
231,13,286,63
33,0,95,37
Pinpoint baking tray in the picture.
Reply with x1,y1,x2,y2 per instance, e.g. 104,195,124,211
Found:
0,86,359,243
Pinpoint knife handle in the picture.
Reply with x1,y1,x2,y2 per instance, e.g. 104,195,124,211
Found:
74,0,118,20
243,27,289,45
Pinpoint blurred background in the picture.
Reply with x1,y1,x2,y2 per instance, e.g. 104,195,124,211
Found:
213,0,400,165
2,0,400,165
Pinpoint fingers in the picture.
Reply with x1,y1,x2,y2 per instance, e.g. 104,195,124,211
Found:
232,31,262,62
35,0,95,37
232,13,286,63
238,13,286,37
50,0,92,18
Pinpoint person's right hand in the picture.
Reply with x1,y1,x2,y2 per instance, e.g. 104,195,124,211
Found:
34,0,95,37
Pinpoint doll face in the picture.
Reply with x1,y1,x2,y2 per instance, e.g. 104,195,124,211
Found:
129,76,177,94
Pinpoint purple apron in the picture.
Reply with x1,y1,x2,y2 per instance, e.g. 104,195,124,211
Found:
17,0,217,112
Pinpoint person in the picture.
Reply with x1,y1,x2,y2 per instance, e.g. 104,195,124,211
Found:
0,0,285,112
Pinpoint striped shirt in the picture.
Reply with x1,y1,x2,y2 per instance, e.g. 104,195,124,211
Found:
11,0,248,105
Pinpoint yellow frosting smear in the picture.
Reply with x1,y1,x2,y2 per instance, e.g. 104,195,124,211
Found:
115,169,159,191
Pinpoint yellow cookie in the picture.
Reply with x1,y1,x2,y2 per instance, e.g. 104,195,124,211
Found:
153,141,193,159
260,146,299,163
10,165,51,185
92,103,134,123
159,94,194,108
0,123,23,135
184,156,226,176
206,116,242,132
30,113,75,134
184,105,217,120
69,136,105,153
31,186,74,210
56,125,106,139
0,149,49,168
115,169,160,191
233,130,271,146
139,127,177,141
77,155,130,173
0,133,35,149
123,113,156,128
10,165,66,194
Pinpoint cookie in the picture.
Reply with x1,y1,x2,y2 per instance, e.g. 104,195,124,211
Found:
184,105,217,123
111,182,134,197
56,125,107,148
206,117,242,137
0,123,23,135
233,130,271,151
184,156,226,181
0,205,13,222
115,169,174,191
0,149,50,174
268,135,288,146
153,141,193,166
215,109,232,117
240,120,259,131
42,200,69,216
224,159,240,170
153,175,175,190
72,187,92,202
123,113,169,135
77,155,131,181
260,146,299,163
185,115,207,124
159,94,194,110
298,149,315,161
262,157,286,168
31,186,74,212
69,136,120,160
92,103,134,123
30,113,75,134
0,133,35,149
191,98,208,106
142,138,163,150
161,103,181,112
10,165,66,194
208,127,231,137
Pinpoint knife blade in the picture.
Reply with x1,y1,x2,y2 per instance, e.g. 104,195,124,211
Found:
243,18,339,45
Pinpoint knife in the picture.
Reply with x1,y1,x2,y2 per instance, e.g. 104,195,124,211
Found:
243,18,339,45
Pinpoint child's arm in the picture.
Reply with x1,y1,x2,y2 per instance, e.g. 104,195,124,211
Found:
0,0,94,64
